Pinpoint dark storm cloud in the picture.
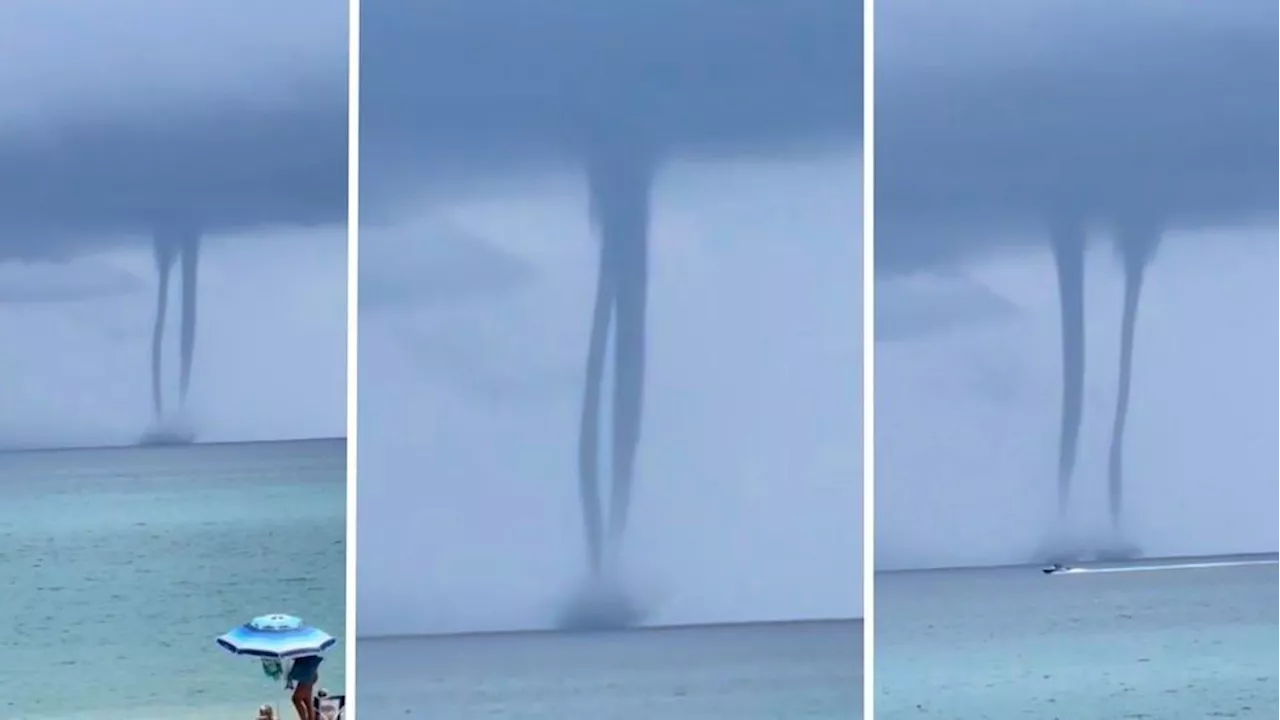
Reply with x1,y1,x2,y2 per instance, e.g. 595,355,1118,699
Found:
0,0,348,256
359,0,863,217
875,0,1277,272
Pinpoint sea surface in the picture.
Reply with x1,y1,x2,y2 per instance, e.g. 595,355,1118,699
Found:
875,555,1279,719
0,438,347,719
360,620,862,719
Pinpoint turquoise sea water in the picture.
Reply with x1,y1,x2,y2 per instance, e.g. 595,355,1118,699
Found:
876,556,1279,719
0,439,347,719
359,620,862,719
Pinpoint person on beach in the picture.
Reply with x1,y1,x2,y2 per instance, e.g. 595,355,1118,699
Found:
286,654,324,720
315,689,342,720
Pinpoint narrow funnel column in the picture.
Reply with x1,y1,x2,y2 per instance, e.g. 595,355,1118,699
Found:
150,232,178,419
578,143,653,578
560,141,654,630
1041,211,1087,562
177,227,201,409
1101,213,1161,560
143,221,201,445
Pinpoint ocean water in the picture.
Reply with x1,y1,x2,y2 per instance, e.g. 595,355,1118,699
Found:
0,439,347,720
876,556,1279,719
359,620,862,719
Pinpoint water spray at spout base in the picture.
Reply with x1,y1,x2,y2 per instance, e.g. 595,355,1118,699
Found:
1033,520,1144,564
138,427,197,446
138,413,197,446
1095,538,1142,562
555,574,648,631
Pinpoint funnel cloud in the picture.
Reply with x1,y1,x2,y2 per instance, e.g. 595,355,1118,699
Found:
1,1,347,446
876,0,1277,568
358,0,863,637
358,158,863,637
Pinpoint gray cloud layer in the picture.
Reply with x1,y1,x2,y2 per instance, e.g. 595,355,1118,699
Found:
0,0,347,253
876,0,1276,269
360,0,862,219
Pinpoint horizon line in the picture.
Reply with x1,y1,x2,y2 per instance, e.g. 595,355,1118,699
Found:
0,435,347,456
358,616,864,643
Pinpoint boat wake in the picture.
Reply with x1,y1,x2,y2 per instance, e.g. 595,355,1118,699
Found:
1042,555,1279,576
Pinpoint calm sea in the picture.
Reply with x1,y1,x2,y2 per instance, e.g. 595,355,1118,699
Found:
359,620,862,719
0,438,347,720
876,556,1279,719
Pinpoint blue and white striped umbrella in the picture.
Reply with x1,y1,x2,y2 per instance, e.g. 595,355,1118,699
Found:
216,614,336,659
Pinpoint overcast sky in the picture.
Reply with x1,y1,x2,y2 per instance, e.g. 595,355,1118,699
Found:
0,1,343,130
875,0,1277,569
0,235,346,447
877,232,1278,569
0,0,347,446
358,154,863,636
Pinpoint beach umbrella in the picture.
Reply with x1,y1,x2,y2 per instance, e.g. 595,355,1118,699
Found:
216,614,336,659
